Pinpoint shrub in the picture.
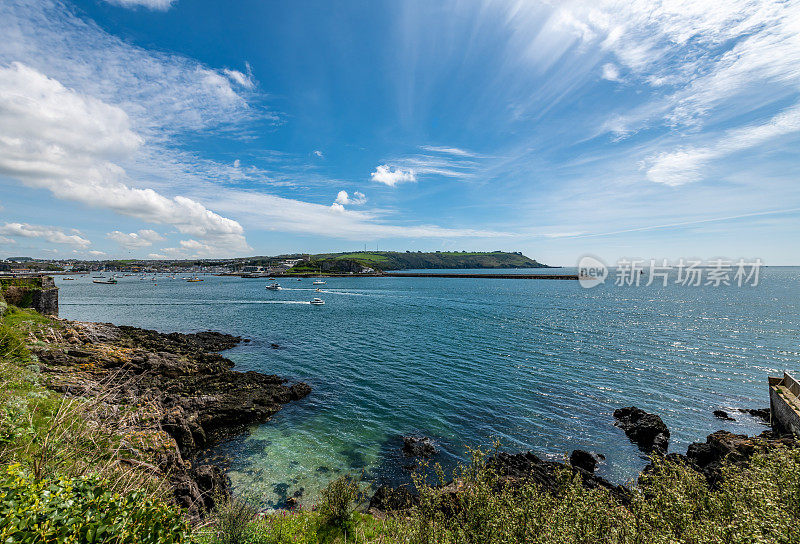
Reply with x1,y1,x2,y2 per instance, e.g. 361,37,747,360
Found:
317,474,363,529
0,464,188,543
210,494,258,544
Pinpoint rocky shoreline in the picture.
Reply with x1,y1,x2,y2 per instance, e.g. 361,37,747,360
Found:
369,406,797,514
27,318,311,517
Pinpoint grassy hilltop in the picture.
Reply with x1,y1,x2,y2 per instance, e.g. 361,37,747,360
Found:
284,251,549,273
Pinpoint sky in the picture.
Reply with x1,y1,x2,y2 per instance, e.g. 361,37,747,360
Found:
0,0,798,266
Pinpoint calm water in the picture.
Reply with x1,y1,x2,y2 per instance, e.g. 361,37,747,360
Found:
56,268,800,508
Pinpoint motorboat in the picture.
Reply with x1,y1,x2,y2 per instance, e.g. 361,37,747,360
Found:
93,278,117,284
266,282,282,291
63,277,75,281
312,280,326,285
310,298,325,305
187,277,203,282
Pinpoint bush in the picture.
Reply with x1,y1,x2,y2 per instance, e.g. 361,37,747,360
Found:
317,474,363,529
211,495,258,544
0,464,188,543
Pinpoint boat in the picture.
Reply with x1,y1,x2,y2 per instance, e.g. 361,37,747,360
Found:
310,298,325,305
63,277,75,281
296,278,301,282
312,280,326,285
266,282,282,291
268,277,275,280
187,277,203,282
315,288,321,292
93,278,117,285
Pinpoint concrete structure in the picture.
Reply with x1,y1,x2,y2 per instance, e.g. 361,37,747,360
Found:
769,371,800,436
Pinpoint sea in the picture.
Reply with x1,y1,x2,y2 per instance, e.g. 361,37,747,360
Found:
56,267,800,509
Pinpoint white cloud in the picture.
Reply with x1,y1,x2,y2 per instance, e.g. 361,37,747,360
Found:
419,145,475,157
0,0,264,137
0,62,250,255
102,0,175,10
223,64,255,90
314,150,324,158
370,165,417,187
107,229,165,249
334,190,367,206
646,104,800,186
233,159,240,168
601,62,621,82
0,222,91,248
88,250,106,256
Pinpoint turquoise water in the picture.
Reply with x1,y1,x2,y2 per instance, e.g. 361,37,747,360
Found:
57,268,800,508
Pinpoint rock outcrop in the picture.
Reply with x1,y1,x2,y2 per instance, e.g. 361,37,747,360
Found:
402,436,438,458
684,430,797,487
28,319,311,517
570,449,603,473
613,406,670,455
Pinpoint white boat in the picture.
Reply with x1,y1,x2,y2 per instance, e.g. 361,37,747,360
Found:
310,298,325,305
312,280,326,285
266,282,282,291
93,278,117,285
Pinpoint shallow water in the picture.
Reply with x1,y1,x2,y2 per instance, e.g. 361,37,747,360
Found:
57,268,800,509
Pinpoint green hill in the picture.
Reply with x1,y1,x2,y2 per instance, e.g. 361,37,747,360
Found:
288,251,549,273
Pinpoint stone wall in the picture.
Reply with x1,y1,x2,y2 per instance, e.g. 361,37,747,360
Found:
769,372,800,436
0,275,59,316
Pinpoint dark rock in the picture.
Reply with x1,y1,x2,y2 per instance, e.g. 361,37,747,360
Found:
369,484,419,513
31,320,311,517
613,406,670,455
570,449,601,473
402,436,438,457
713,410,735,421
487,451,630,504
285,497,299,508
738,408,771,424
684,430,798,487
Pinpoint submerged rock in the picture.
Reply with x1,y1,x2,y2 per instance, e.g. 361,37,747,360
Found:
738,408,771,424
713,410,736,421
402,435,438,458
613,406,670,455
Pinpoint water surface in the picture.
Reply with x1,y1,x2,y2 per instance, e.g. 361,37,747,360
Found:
57,268,800,508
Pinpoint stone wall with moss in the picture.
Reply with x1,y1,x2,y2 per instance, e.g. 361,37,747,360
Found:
0,276,58,315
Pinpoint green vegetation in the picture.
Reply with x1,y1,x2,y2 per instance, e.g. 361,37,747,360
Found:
0,306,184,543
0,465,187,543
286,251,547,273
195,445,800,544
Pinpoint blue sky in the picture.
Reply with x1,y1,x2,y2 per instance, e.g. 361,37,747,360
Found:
0,0,798,265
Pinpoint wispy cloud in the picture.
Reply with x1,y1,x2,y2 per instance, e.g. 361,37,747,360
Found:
419,145,476,157
645,104,800,186
102,0,176,11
